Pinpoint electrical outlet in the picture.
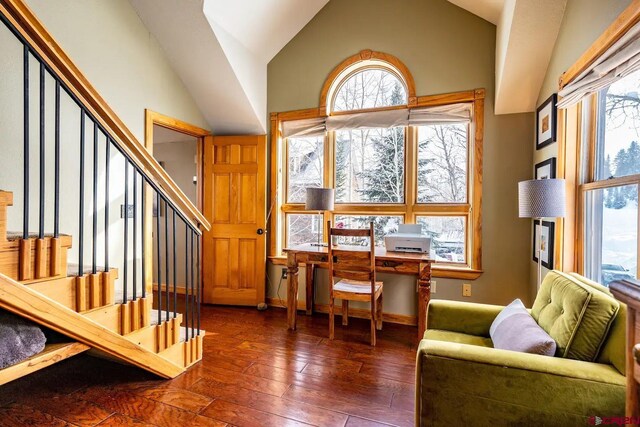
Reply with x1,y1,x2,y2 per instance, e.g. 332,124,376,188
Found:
431,280,437,293
462,283,472,297
281,268,288,279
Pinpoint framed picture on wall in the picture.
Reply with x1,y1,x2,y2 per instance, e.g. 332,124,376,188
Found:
536,94,557,150
535,157,557,180
532,220,555,269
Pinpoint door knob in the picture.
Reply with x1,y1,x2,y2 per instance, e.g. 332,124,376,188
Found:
257,228,264,235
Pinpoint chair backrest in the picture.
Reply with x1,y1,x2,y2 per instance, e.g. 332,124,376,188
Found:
327,221,376,290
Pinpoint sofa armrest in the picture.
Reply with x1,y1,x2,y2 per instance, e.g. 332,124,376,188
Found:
415,339,625,426
426,300,504,337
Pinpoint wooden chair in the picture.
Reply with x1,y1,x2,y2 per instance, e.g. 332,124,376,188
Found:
327,221,383,346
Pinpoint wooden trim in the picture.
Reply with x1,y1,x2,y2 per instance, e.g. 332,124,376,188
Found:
266,297,417,326
144,110,209,304
0,0,209,233
559,0,640,89
319,49,417,112
471,96,484,272
0,342,90,386
145,110,210,139
581,174,640,191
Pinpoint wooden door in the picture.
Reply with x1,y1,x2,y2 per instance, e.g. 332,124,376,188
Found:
202,135,267,306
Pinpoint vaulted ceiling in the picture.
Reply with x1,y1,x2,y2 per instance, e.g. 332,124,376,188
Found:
130,0,567,134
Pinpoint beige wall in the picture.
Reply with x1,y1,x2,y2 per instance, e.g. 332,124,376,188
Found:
267,0,535,318
0,0,207,297
530,0,631,297
25,0,209,141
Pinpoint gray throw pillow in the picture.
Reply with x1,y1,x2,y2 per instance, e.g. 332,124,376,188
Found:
490,299,556,356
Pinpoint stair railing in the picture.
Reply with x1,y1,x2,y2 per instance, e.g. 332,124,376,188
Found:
0,0,206,340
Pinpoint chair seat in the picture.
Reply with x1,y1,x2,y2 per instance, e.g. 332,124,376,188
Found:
334,279,383,294
424,329,493,348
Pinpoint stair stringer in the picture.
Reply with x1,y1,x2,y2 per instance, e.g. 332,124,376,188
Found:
0,273,185,378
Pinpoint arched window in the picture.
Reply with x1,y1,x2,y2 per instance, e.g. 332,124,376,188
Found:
332,68,407,112
272,50,484,278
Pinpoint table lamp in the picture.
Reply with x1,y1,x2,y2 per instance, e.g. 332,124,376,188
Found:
518,179,566,288
305,187,334,246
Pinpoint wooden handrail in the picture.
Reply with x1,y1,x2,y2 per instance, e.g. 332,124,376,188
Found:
0,0,211,233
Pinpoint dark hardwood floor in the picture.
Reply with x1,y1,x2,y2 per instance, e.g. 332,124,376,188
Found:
0,306,419,427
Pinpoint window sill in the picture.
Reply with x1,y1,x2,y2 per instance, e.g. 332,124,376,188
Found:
267,256,483,280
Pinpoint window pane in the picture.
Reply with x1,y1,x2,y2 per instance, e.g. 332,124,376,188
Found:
333,215,403,247
596,69,640,180
585,185,638,286
333,69,407,112
335,127,405,203
286,214,323,247
417,124,468,203
416,216,466,263
287,136,324,203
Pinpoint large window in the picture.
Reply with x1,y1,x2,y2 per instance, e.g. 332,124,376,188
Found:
270,50,484,277
581,69,640,285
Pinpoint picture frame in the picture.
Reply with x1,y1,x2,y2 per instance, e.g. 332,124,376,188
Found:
532,220,555,269
536,93,557,150
535,157,557,180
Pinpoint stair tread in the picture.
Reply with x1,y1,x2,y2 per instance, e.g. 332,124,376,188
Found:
0,342,89,386
66,263,110,277
149,309,178,326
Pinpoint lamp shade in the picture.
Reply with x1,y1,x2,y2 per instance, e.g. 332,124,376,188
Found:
305,188,334,211
518,179,566,218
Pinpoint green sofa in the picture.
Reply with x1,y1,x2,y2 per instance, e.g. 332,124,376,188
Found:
416,271,626,426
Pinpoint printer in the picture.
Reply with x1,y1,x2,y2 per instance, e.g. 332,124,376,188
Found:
384,224,431,255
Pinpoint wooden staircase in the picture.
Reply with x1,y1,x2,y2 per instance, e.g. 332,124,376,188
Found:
0,192,203,385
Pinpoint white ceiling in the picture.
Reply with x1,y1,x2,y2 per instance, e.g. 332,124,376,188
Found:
448,0,567,114
130,0,328,135
447,0,505,24
131,0,568,135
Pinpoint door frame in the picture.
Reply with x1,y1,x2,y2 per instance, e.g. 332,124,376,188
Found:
143,110,211,302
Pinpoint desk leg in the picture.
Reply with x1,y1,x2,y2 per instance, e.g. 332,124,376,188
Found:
287,252,299,330
305,264,315,315
417,262,432,340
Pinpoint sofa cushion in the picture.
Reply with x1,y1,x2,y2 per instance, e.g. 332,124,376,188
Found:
424,329,493,348
569,272,626,375
531,271,619,361
490,299,556,356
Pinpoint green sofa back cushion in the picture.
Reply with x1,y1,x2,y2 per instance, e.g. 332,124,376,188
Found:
531,271,619,361
568,272,626,375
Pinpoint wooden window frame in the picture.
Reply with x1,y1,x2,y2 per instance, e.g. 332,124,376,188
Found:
562,1,640,277
269,50,484,280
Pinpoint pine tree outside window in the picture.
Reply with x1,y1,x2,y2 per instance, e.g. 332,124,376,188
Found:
271,50,485,278
581,69,640,286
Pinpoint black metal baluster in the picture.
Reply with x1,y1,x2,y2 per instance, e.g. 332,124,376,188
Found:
123,161,129,302
164,199,169,322
133,170,137,300
190,228,195,339
184,225,188,336
197,233,201,335
141,179,146,299
156,191,162,325
54,80,60,238
105,140,110,270
38,62,45,239
23,45,29,239
79,112,85,274
92,122,98,274
172,209,177,317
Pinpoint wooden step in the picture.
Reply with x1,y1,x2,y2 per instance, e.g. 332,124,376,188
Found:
0,342,90,386
23,268,118,313
0,234,72,283
0,273,185,378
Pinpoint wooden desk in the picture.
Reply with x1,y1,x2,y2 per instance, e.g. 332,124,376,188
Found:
284,244,432,339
